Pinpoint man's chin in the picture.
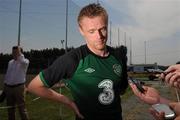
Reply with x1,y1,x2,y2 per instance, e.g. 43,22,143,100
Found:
96,44,106,50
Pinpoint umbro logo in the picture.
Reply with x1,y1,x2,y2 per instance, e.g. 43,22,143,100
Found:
84,68,95,73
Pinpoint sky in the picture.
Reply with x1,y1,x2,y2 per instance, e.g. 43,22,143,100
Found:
0,0,180,66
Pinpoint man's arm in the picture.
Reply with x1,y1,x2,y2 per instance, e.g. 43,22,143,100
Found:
27,75,84,119
17,46,29,66
28,75,70,103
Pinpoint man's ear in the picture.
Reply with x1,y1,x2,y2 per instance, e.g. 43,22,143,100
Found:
79,26,84,36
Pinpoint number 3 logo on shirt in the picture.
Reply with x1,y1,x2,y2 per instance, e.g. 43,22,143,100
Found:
98,79,114,105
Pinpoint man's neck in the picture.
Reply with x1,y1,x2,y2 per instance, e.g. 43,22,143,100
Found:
87,45,109,57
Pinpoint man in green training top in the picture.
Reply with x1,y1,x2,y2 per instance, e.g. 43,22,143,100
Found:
28,3,128,120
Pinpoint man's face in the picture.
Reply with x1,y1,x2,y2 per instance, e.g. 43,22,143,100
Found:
12,49,18,60
79,16,108,51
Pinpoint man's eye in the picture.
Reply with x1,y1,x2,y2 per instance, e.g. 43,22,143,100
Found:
89,30,95,33
89,30,95,34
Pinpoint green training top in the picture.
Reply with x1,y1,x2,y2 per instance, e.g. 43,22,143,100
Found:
39,45,128,120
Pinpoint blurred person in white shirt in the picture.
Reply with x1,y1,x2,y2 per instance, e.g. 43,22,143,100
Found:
4,46,29,120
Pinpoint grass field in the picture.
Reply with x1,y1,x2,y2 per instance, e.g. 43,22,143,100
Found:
0,74,75,120
0,74,133,120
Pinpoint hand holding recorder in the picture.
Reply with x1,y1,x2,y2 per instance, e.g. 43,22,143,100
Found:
129,77,161,105
159,64,180,89
129,77,179,120
150,103,175,120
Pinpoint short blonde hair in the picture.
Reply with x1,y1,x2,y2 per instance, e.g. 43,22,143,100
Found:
77,3,108,27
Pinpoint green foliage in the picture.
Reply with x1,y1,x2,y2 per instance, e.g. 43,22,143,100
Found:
0,47,75,74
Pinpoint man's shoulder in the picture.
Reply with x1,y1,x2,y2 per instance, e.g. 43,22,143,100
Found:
57,45,89,64
108,45,127,55
74,44,87,52
8,59,14,64
67,45,88,57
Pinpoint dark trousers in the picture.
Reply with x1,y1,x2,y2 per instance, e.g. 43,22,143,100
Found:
4,84,29,120
0,90,6,102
